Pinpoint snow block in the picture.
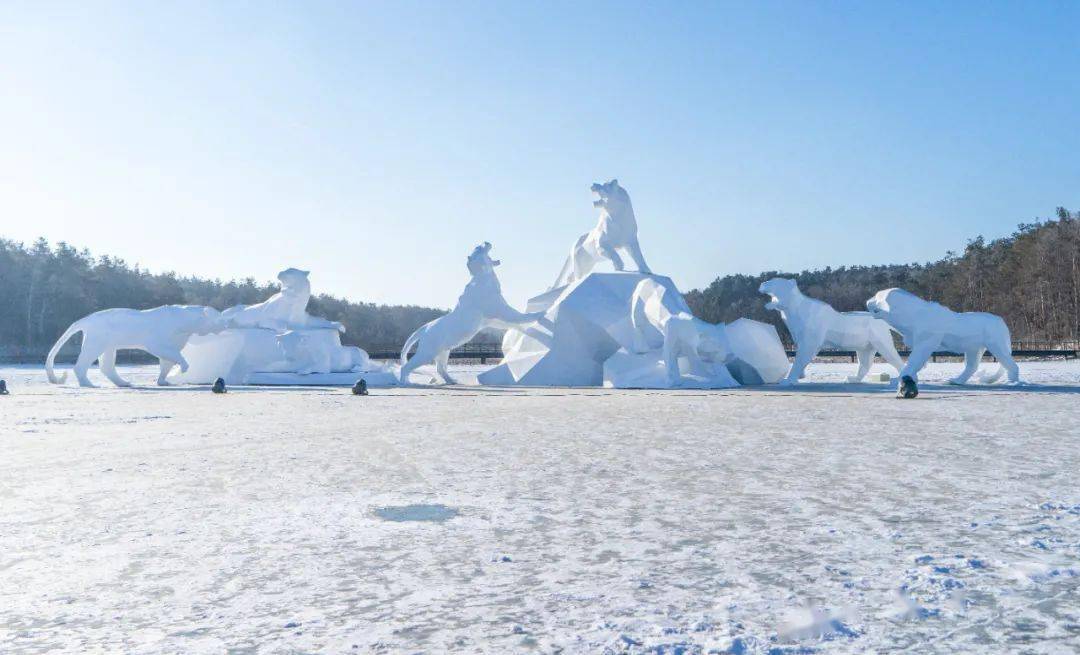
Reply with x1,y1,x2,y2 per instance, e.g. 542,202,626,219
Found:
480,271,788,388
175,327,389,385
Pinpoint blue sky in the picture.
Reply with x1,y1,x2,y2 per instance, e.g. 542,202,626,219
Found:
2,1,1078,308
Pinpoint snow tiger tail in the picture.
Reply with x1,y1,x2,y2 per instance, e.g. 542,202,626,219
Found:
400,321,431,365
45,319,84,384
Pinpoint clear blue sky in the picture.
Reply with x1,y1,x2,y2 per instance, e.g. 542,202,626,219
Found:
2,2,1078,308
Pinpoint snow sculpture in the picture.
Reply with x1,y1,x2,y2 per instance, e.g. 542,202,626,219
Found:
479,272,789,388
759,277,904,384
866,288,1020,384
221,268,344,332
400,242,544,384
622,277,792,387
265,330,370,375
480,180,786,389
627,277,737,387
174,268,391,385
45,305,224,387
551,179,651,289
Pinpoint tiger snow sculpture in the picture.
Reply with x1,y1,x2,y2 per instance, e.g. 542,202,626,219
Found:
759,277,904,384
400,243,544,384
45,305,224,387
551,179,651,289
866,288,1020,385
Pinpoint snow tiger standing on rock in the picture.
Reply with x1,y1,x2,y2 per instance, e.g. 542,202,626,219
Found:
45,305,224,387
551,179,651,289
759,277,904,385
221,267,344,332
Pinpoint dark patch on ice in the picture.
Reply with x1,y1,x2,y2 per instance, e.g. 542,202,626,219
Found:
827,621,862,638
727,638,750,654
726,358,764,385
1039,502,1080,514
375,504,458,522
638,641,700,654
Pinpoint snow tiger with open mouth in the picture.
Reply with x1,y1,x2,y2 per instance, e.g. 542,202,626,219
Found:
400,242,544,385
759,277,904,385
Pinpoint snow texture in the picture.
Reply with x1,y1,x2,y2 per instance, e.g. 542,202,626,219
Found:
1,360,1078,654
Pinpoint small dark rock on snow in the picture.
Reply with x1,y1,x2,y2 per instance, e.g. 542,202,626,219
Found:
897,375,918,399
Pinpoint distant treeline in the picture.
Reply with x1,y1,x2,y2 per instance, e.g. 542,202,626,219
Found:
2,208,1078,357
0,239,446,356
686,208,1080,347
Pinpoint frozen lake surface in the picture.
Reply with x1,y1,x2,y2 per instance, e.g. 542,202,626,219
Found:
2,360,1079,653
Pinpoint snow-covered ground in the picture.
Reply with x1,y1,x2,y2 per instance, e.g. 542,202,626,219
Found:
2,360,1079,654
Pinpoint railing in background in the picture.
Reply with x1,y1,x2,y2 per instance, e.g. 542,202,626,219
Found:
783,347,1078,362
381,342,1079,363
370,341,503,363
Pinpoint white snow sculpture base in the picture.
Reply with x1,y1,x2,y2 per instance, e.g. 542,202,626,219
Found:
479,272,788,388
603,349,739,389
172,327,393,386
722,318,793,385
